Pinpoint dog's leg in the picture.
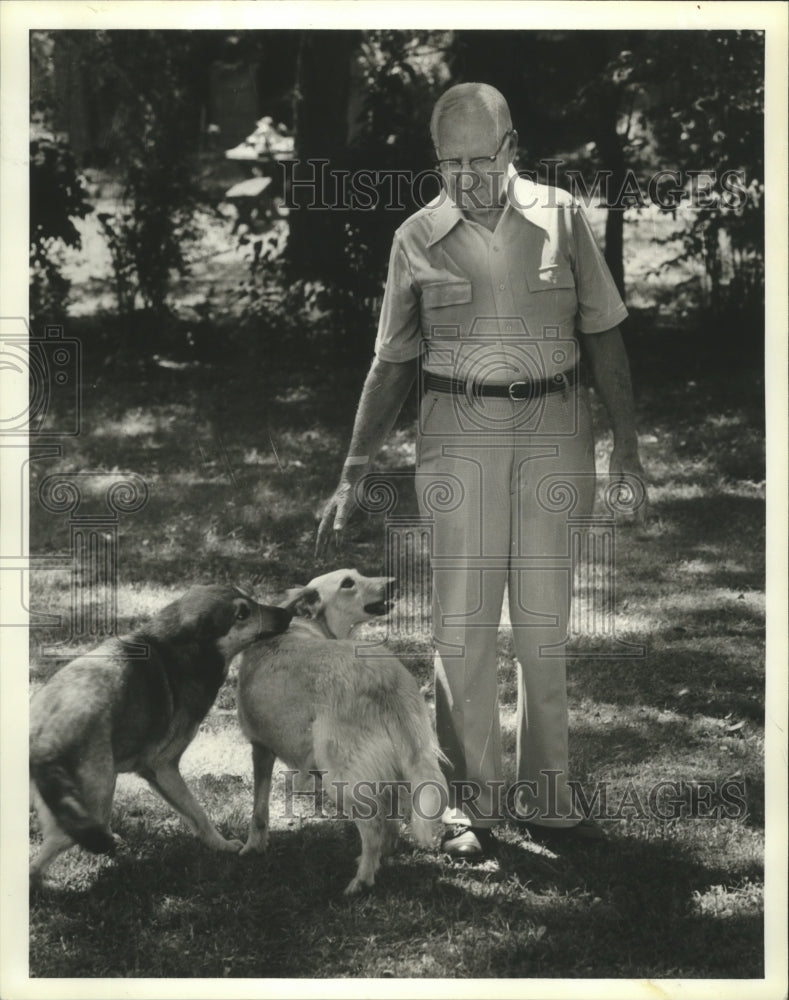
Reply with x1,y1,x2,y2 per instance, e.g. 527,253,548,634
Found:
379,783,404,859
141,761,243,852
29,785,76,883
83,761,118,832
240,744,276,856
344,815,386,896
382,819,400,858
30,750,118,884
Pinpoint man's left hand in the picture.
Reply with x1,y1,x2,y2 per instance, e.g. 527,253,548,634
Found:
608,442,649,526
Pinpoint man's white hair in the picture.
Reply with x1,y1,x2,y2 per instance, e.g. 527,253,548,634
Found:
430,83,513,152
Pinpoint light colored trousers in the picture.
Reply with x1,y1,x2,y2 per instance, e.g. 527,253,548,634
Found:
416,382,596,828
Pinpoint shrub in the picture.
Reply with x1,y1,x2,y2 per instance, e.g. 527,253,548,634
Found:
29,120,92,328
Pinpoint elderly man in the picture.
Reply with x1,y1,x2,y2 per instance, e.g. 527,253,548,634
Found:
317,83,646,857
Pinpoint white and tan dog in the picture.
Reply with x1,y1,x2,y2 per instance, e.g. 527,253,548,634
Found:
236,569,448,895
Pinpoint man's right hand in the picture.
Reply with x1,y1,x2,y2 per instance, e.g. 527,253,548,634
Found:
315,479,359,557
314,356,416,558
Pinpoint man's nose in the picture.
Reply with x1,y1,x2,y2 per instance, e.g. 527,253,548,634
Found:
450,159,484,174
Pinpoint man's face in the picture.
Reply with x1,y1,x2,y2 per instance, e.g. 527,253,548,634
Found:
435,113,512,212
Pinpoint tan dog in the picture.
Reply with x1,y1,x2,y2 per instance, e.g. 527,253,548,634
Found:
236,568,448,895
30,585,292,883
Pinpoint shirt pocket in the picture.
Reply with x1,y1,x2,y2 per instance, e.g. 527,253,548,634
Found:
421,280,473,309
525,263,575,293
420,279,474,340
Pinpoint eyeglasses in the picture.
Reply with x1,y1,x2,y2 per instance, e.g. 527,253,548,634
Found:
435,129,514,173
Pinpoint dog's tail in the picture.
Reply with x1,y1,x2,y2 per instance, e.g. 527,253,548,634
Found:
31,762,116,855
404,729,450,849
408,753,448,848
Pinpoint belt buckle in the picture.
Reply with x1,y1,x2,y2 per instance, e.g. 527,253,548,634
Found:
508,380,529,401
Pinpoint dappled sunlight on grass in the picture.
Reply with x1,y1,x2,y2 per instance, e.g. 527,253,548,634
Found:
691,879,763,919
648,482,708,501
91,409,165,438
179,719,255,783
28,303,765,977
675,556,749,576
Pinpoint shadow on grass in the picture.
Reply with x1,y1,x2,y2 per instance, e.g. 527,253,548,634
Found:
30,819,763,979
28,317,766,980
569,636,763,725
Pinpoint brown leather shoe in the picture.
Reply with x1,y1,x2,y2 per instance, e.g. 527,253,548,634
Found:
441,825,497,859
570,818,607,840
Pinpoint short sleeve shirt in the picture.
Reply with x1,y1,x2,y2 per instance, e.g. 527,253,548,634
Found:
374,165,628,383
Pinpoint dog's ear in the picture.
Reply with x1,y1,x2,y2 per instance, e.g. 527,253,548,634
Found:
281,586,321,619
174,587,238,642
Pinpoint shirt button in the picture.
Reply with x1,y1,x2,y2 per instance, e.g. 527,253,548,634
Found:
498,283,505,290
505,323,512,331
492,245,500,252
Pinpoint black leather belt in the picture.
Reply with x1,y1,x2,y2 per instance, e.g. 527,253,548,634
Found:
424,365,577,401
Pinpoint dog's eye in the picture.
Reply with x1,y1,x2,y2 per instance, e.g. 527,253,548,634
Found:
340,577,355,589
235,603,251,621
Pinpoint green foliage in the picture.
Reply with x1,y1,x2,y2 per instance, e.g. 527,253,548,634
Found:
234,223,338,378
642,32,765,332
32,29,765,349
452,29,765,329
29,121,92,327
347,30,449,280
565,31,764,330
95,211,138,318
60,30,206,317
282,31,448,360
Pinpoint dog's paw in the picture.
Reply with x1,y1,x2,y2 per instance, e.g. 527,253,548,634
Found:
343,875,374,897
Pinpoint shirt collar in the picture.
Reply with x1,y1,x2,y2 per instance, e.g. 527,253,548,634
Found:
427,164,551,248
426,193,464,248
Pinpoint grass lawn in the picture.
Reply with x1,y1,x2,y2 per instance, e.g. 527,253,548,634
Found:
26,308,766,979
19,188,767,981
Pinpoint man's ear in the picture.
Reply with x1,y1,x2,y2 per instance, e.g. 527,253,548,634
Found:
281,586,321,619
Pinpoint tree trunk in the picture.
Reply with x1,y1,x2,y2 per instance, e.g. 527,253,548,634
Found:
287,30,358,283
593,97,627,302
603,194,625,302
